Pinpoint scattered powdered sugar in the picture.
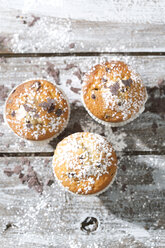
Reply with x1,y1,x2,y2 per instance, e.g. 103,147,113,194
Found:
104,127,127,151
80,114,127,152
10,16,72,53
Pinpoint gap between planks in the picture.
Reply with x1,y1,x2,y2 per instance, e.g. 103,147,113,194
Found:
1,150,165,157
1,52,165,58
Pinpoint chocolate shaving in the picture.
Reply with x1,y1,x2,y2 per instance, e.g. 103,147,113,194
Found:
65,64,76,70
46,62,60,85
11,110,16,117
70,86,81,94
66,79,72,85
73,69,82,80
4,168,14,177
0,85,9,100
110,82,120,95
0,114,4,122
55,108,63,117
13,165,22,175
122,78,133,87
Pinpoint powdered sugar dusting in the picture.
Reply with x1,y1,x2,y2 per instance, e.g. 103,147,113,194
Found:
10,16,72,53
5,80,69,140
53,132,117,194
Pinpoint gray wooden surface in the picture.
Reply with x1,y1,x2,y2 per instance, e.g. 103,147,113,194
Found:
0,1,165,247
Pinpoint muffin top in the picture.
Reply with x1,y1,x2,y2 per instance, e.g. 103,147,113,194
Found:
82,61,147,123
5,79,69,141
53,132,117,195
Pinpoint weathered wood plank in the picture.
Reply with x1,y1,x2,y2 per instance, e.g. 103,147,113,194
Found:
0,56,164,153
0,155,165,247
0,2,165,54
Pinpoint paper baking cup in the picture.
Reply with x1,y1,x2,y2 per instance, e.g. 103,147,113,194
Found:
4,78,70,144
52,160,118,197
81,89,148,127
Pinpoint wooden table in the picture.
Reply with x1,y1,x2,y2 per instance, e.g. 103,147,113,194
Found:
0,1,165,247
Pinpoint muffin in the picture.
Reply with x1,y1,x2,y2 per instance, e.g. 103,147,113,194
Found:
82,61,148,126
53,132,117,195
5,79,70,141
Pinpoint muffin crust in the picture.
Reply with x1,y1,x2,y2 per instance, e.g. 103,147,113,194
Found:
53,132,117,195
82,61,147,124
5,79,70,141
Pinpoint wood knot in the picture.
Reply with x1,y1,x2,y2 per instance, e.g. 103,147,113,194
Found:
80,217,98,234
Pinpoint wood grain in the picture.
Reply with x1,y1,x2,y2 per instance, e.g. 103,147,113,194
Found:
0,56,164,153
0,155,165,247
0,5,165,54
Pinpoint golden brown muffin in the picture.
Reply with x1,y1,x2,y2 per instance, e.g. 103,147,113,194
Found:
82,61,147,126
5,79,70,141
53,132,117,195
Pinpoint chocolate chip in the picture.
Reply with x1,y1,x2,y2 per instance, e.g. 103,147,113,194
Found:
11,111,15,117
105,114,110,119
39,98,55,113
4,168,14,177
91,93,96,99
32,81,41,91
23,104,34,112
106,68,110,73
55,108,63,117
47,105,55,113
118,102,122,106
39,101,48,110
94,88,98,91
121,88,125,92
68,172,76,178
110,82,120,96
122,78,133,87
102,77,107,83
